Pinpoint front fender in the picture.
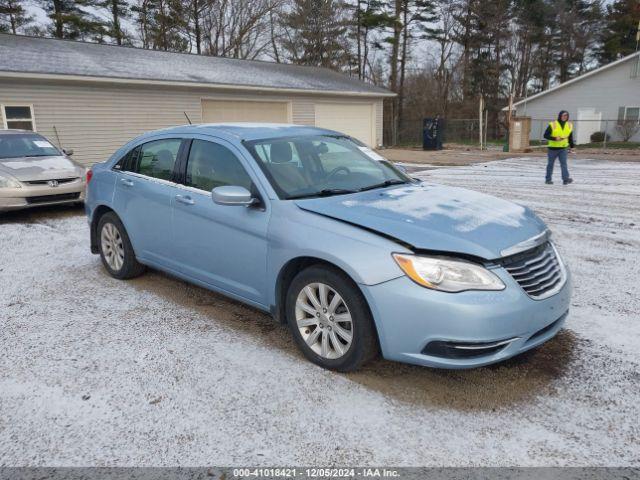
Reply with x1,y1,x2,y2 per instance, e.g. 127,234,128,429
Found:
266,202,408,307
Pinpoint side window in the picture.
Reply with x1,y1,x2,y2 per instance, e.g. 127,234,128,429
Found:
185,139,253,192
113,146,139,171
128,139,181,181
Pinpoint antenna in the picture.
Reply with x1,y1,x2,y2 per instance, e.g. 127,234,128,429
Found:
184,112,192,125
53,125,63,149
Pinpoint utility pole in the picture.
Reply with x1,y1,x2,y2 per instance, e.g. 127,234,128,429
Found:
479,96,484,150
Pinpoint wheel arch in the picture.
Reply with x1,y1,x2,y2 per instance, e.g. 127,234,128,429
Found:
90,205,115,254
273,256,371,325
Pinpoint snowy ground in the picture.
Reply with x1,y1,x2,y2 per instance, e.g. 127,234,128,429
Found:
0,157,639,467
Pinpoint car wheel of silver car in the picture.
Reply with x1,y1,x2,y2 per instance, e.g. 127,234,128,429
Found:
97,212,146,280
286,265,379,372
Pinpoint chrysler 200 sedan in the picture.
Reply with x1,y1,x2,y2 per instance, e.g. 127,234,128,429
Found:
0,130,86,211
85,124,571,371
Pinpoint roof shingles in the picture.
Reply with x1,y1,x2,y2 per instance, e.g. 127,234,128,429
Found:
0,34,392,96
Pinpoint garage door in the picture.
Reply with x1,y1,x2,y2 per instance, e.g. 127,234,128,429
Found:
315,102,375,146
201,100,289,123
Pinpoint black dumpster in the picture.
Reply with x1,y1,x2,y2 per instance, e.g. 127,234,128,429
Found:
423,117,444,150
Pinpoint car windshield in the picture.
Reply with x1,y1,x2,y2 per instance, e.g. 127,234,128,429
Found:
0,133,61,159
245,135,412,199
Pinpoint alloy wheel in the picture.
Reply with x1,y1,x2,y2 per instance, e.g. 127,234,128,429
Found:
100,222,125,271
295,282,353,359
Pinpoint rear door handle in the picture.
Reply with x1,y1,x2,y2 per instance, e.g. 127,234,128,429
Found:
175,194,195,206
120,178,134,187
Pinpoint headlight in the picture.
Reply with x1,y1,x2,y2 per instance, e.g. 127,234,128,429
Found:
0,174,21,189
392,253,505,292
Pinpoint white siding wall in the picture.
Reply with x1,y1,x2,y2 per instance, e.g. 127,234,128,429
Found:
375,99,383,146
0,78,386,165
514,55,640,142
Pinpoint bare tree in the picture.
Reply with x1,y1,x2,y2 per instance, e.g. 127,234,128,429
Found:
197,0,281,59
616,120,640,142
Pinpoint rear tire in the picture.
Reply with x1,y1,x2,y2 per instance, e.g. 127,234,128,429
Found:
286,265,378,372
97,212,145,280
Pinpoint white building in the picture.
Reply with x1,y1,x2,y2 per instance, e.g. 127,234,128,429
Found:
507,51,640,144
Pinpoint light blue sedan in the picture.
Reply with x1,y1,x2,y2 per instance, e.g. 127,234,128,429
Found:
85,124,571,371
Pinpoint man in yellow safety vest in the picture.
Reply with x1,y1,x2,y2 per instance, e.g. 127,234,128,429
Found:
544,110,574,185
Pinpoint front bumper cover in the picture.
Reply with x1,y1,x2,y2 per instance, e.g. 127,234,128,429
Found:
359,267,572,369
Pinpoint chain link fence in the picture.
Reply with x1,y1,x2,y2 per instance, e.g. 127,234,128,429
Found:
393,117,640,149
530,118,640,148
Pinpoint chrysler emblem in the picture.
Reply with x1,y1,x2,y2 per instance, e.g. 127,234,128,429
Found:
47,180,59,188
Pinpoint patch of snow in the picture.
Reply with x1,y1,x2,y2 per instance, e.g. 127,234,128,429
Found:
0,157,639,466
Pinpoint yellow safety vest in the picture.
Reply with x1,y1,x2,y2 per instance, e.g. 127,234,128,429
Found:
548,121,573,148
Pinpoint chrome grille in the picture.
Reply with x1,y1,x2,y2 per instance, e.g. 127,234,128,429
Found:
24,177,78,185
501,242,565,299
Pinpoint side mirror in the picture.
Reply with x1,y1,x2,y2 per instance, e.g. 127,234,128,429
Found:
211,185,256,207
63,148,74,156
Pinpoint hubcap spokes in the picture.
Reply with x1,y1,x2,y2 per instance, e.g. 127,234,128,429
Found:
295,282,353,360
100,223,125,271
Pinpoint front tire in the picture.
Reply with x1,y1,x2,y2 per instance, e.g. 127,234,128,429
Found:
97,212,145,279
286,265,378,372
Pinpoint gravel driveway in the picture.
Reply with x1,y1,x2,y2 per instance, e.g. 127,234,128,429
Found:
1,157,638,466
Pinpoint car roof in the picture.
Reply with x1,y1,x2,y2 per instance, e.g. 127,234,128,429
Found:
140,123,347,143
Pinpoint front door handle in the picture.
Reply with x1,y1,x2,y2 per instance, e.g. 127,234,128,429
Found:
120,178,134,187
175,194,195,206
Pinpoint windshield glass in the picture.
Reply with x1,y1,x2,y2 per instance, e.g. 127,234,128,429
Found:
0,133,61,159
245,135,411,199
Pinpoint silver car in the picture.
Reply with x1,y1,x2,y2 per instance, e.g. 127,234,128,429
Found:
0,130,86,211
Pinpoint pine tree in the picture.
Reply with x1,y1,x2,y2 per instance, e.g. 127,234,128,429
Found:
282,0,351,68
0,0,34,34
131,0,187,51
97,0,131,45
351,0,393,79
40,0,105,40
599,0,640,63
150,0,187,51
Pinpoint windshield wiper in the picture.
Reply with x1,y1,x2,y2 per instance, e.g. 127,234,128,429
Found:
358,179,408,192
287,188,359,200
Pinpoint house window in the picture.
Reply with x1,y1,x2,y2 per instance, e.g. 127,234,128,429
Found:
2,105,36,131
624,107,640,123
617,106,640,125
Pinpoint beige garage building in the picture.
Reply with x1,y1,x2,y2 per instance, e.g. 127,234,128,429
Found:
0,34,394,166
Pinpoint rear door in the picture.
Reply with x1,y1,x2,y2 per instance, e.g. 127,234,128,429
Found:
113,138,185,265
171,137,270,306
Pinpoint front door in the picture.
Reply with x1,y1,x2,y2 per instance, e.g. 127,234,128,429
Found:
113,137,183,265
172,138,270,306
576,108,602,145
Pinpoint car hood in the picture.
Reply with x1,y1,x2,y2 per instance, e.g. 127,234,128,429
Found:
0,155,85,181
294,182,548,260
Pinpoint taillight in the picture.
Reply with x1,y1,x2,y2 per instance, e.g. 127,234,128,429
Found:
86,169,93,183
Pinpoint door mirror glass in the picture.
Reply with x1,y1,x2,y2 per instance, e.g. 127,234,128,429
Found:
212,185,256,206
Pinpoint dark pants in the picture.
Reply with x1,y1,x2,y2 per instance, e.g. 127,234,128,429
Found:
546,148,570,182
